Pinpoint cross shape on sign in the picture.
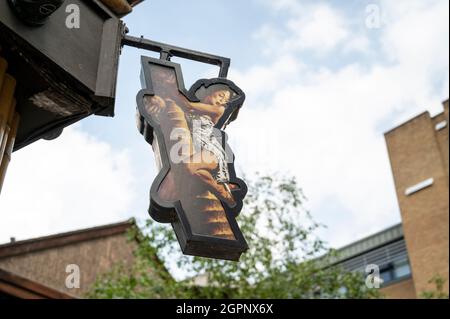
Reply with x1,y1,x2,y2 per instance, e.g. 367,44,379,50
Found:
136,57,248,261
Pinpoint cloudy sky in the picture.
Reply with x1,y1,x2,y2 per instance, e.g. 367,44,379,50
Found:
0,0,448,253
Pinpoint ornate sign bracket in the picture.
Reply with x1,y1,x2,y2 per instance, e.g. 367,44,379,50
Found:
123,33,248,261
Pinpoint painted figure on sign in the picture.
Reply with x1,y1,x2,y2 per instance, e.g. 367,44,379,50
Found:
137,58,248,261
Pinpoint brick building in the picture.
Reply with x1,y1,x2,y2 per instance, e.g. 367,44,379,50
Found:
0,220,142,298
385,99,449,297
332,223,416,298
333,99,449,299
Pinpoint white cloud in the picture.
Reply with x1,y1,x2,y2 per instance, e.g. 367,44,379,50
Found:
254,1,368,56
257,0,302,13
0,126,136,243
230,54,305,106
285,4,349,53
228,0,449,248
343,36,371,54
253,24,285,57
381,1,449,65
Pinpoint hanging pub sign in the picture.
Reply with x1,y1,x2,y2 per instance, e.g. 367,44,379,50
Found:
127,36,248,261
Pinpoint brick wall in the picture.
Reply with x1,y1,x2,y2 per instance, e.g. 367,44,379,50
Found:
385,100,449,296
0,233,136,297
380,278,417,299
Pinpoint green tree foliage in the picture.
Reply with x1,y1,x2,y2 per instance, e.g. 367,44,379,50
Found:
421,275,449,299
88,174,380,299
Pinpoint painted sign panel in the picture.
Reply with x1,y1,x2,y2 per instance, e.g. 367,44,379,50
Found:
136,57,248,261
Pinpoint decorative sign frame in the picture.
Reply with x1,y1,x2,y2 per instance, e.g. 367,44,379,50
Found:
129,36,248,261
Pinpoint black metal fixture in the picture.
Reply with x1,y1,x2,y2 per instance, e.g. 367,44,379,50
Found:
122,34,231,78
1,0,126,151
124,34,248,261
8,0,65,26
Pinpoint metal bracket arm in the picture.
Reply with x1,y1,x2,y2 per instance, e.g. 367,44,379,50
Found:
121,34,231,78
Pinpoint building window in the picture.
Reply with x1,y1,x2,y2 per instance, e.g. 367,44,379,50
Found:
379,259,411,286
380,265,394,284
393,260,411,279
